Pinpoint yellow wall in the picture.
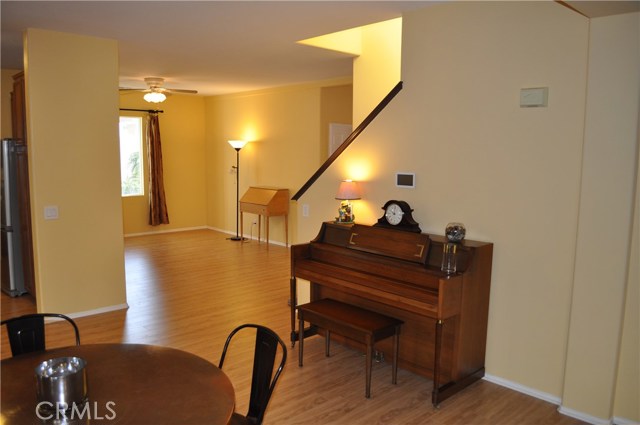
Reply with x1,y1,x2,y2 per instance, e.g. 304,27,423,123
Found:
294,19,402,244
320,84,353,162
204,79,351,245
396,1,588,399
2,4,635,422
24,29,126,314
294,2,636,424
120,93,207,235
614,142,639,421
561,12,639,422
353,18,402,124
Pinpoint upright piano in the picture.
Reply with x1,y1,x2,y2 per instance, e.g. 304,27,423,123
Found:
290,222,493,406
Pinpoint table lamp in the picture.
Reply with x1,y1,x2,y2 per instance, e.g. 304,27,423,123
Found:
335,180,361,223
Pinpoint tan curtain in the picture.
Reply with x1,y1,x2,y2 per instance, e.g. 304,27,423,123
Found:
147,113,169,225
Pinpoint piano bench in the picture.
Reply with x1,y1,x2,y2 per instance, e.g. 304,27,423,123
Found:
297,298,403,398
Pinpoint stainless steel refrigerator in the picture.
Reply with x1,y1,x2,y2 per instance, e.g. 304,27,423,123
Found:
1,138,27,296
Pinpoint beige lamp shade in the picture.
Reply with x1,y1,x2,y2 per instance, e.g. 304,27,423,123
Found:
335,180,361,200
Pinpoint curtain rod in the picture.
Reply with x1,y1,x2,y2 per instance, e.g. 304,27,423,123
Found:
119,108,164,113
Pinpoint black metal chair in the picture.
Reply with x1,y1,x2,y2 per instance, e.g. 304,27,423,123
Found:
1,313,81,356
218,324,287,425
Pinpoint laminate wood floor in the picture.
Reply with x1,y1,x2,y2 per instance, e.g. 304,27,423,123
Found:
1,229,585,425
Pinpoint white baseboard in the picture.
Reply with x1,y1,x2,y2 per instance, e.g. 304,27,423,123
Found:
483,373,561,405
558,406,612,425
42,303,129,323
207,226,249,239
483,374,616,425
206,226,288,247
612,416,639,425
129,225,290,247
66,303,129,319
124,226,207,238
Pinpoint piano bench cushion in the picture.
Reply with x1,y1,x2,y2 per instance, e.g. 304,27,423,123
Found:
297,298,403,398
297,298,403,342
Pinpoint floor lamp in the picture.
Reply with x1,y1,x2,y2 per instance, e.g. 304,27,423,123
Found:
228,140,248,241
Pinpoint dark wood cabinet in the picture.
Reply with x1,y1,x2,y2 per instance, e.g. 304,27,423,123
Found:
11,72,26,142
10,72,35,297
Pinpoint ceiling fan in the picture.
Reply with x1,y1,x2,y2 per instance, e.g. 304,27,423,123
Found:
119,77,198,103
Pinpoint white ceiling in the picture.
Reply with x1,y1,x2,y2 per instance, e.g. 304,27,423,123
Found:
563,0,639,17
2,1,637,96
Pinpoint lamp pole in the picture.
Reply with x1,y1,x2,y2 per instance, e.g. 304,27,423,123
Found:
228,140,248,241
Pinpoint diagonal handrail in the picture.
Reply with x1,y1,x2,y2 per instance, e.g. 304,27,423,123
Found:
291,81,403,201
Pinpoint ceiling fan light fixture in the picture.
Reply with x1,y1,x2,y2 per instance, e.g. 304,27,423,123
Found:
143,91,166,103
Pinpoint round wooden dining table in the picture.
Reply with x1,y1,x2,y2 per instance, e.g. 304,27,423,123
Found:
1,343,235,425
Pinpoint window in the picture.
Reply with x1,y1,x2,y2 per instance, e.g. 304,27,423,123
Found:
119,116,144,196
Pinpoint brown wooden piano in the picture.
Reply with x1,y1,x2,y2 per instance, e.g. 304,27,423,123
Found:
290,222,493,406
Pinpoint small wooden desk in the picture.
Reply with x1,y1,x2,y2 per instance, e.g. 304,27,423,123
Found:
0,343,235,425
240,187,289,247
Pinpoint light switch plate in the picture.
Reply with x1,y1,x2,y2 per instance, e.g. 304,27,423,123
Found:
520,87,548,107
44,205,59,220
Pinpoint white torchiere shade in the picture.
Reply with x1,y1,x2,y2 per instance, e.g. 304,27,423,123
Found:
228,140,248,150
144,91,167,103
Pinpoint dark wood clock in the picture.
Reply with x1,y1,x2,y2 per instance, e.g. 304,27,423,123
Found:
374,200,422,233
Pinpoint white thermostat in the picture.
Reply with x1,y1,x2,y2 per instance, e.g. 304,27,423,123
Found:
520,87,548,108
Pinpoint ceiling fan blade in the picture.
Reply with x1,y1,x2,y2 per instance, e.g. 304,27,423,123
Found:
165,88,198,94
120,78,199,96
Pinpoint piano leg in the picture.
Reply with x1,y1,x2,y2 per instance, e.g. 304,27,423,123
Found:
298,312,305,366
290,276,297,348
392,325,400,385
432,319,444,408
325,330,331,356
365,335,373,398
